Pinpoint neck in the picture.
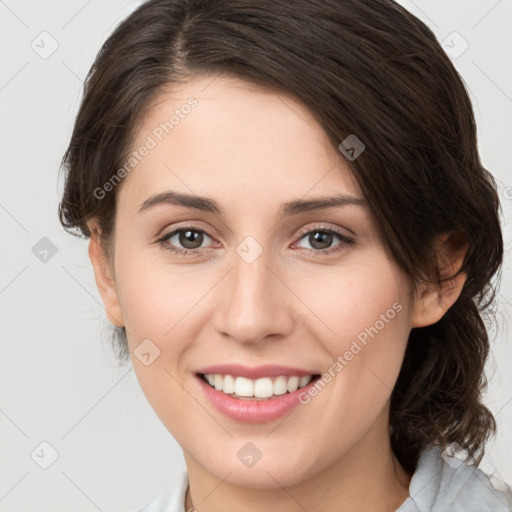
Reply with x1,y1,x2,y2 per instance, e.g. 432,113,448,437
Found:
184,414,412,512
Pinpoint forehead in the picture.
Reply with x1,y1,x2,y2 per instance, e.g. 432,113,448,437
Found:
119,75,362,212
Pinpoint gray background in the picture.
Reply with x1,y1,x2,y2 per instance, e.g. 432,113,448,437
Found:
0,1,511,510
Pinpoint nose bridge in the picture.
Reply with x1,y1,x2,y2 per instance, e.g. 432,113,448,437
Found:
214,238,293,343
233,245,271,306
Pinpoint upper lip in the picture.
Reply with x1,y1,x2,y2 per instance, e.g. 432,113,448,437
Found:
196,364,319,380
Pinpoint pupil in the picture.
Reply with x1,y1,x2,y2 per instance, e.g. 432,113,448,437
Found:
180,230,203,249
310,231,332,250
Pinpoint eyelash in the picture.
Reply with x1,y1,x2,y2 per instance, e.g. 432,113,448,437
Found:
157,224,354,258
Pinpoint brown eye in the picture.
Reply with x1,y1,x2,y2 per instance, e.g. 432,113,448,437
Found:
161,228,214,253
177,229,205,249
296,228,352,252
306,231,334,250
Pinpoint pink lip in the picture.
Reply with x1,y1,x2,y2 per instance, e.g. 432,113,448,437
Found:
196,364,316,380
195,372,320,424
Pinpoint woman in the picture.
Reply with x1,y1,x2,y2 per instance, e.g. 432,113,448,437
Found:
59,0,512,510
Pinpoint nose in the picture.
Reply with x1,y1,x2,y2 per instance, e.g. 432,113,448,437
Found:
212,246,294,346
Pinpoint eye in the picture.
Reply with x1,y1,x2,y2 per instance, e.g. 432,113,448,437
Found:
157,223,354,258
294,225,354,255
158,227,216,256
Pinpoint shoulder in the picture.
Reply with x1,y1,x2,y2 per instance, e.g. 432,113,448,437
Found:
398,444,512,512
138,467,189,512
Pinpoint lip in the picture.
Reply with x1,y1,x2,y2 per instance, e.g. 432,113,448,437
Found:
195,371,321,424
195,364,317,380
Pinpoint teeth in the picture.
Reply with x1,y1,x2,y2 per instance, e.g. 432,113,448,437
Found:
287,376,300,393
273,376,288,395
299,375,312,388
254,377,273,398
234,376,253,397
203,374,314,399
223,374,235,394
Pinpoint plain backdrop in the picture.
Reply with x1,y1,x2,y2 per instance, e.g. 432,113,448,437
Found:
0,1,511,511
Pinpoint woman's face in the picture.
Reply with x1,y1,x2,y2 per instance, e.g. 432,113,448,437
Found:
101,75,417,488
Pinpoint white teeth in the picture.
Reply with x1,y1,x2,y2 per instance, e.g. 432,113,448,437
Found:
273,376,288,396
203,373,315,399
223,374,235,394
234,376,253,397
253,377,274,398
299,375,312,388
286,376,300,393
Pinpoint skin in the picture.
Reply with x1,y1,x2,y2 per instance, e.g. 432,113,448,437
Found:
88,75,467,512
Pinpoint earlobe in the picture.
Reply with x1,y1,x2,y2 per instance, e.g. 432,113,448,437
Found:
87,223,124,327
411,232,469,328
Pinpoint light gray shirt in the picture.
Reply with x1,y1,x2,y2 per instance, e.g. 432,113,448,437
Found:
138,444,512,511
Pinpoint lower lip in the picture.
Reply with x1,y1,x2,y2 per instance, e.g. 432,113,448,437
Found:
196,375,319,423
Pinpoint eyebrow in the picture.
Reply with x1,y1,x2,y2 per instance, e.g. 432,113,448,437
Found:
138,190,367,216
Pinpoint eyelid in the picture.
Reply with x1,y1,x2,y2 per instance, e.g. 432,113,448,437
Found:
292,223,354,247
155,220,216,239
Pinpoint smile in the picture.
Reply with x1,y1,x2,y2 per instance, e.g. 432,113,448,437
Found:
195,364,323,423
200,373,317,400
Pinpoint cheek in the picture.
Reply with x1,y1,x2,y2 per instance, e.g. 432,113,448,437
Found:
291,256,410,350
114,248,209,346
292,258,411,418
113,251,200,432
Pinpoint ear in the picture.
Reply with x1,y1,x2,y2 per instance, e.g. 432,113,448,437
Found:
87,222,124,327
411,232,469,328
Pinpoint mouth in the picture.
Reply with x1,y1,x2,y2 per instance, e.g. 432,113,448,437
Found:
194,363,323,422
197,372,322,401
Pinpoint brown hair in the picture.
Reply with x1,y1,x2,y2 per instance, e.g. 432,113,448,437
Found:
59,0,504,474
